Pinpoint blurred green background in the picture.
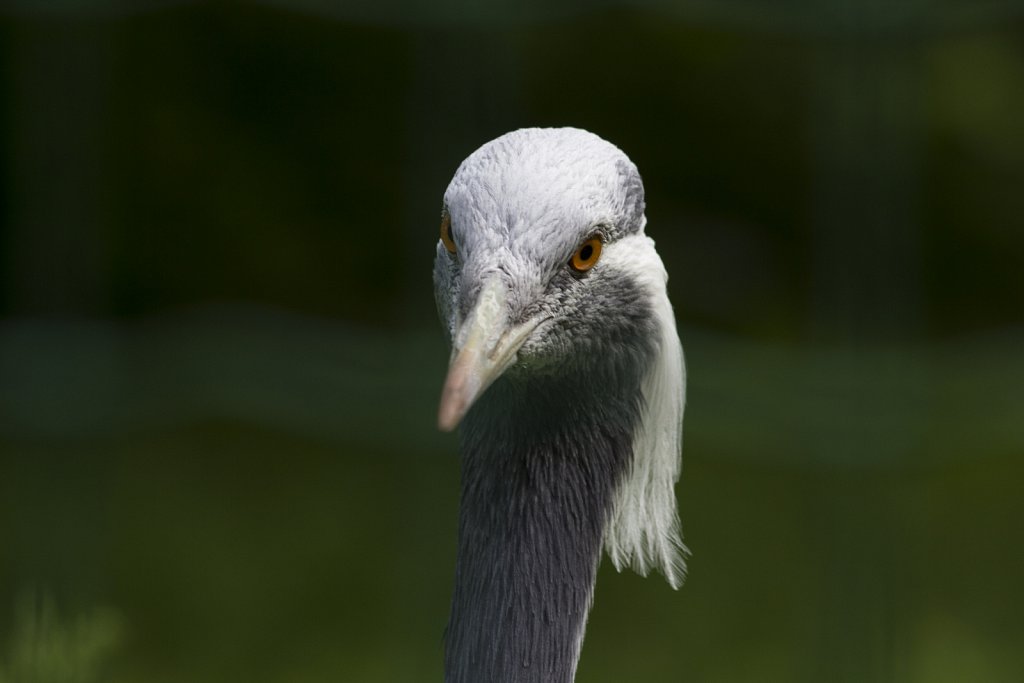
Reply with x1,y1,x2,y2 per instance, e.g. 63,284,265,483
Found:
1,1,1023,681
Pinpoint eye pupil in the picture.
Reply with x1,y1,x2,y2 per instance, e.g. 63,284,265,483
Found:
440,212,456,254
579,244,593,261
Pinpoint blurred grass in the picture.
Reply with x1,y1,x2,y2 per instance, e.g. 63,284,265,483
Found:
1,420,458,683
2,417,1022,682
0,592,120,683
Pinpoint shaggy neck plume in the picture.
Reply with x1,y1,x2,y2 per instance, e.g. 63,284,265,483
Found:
444,375,644,683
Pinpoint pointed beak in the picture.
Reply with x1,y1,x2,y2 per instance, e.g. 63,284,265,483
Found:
437,279,543,432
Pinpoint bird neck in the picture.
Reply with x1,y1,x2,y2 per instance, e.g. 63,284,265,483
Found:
444,378,642,683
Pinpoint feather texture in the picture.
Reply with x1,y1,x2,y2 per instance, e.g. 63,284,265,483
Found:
602,234,688,587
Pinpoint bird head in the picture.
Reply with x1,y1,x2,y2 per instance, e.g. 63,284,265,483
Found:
434,127,663,429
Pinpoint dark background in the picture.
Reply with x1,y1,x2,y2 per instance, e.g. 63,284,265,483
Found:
1,1,1023,681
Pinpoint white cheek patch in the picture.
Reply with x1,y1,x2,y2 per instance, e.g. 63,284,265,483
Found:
600,235,688,588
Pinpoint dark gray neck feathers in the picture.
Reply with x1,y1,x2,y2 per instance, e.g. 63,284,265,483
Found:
444,365,648,683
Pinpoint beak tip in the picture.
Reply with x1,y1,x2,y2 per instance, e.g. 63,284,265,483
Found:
437,385,465,433
437,412,459,432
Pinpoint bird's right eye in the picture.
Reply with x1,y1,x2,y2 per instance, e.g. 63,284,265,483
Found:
570,236,603,272
440,212,456,254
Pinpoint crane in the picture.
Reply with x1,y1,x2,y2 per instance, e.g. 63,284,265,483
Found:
433,127,687,683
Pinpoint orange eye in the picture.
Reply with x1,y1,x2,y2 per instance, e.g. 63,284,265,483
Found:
570,237,602,272
440,212,456,254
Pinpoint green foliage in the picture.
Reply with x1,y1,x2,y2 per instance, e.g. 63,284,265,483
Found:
0,593,121,683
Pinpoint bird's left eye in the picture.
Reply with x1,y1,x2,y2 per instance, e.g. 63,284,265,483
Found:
440,212,457,254
570,237,603,272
